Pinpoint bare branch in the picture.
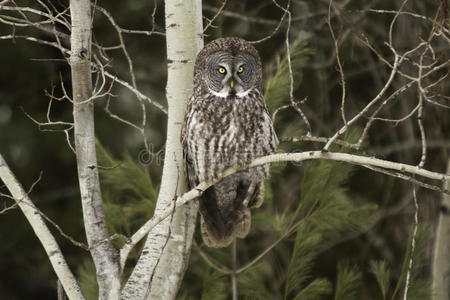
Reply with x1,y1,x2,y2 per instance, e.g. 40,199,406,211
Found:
0,198,18,214
103,71,167,114
249,0,288,44
272,0,311,135
203,0,226,32
231,240,238,300
193,241,231,274
203,5,327,25
281,135,360,150
0,34,70,54
120,150,449,269
403,184,419,300
0,154,85,299
328,0,347,125
0,3,71,30
323,52,400,151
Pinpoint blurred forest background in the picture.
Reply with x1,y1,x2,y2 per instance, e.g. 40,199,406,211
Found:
0,0,449,299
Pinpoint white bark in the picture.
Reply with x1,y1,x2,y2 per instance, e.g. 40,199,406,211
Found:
0,154,85,300
119,150,449,263
121,1,203,299
432,159,450,300
70,0,120,299
247,151,448,181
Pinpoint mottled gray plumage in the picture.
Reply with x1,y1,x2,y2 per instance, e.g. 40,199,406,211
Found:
182,37,278,247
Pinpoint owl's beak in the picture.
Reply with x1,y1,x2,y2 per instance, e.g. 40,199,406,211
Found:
229,80,234,89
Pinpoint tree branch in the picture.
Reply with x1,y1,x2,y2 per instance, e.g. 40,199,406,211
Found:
432,159,450,300
120,150,449,269
0,154,85,300
69,0,120,299
121,1,203,299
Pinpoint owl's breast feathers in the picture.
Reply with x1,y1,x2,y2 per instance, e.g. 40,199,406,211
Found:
182,90,278,247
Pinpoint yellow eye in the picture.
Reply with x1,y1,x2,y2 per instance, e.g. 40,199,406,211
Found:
218,67,226,74
237,66,244,73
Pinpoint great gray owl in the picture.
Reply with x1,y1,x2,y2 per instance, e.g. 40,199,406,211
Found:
182,37,278,247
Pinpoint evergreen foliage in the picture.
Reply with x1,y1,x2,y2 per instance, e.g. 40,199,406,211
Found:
95,140,157,242
292,278,333,300
391,224,432,300
201,268,228,300
1,2,446,299
77,260,98,300
238,262,273,299
334,261,361,300
78,48,430,300
368,224,432,300
74,138,433,300
370,260,391,300
283,158,377,300
77,141,158,299
264,36,311,113
179,129,383,298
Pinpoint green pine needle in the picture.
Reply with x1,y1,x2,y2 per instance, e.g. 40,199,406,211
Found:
293,278,333,300
238,262,272,299
95,140,157,238
285,226,323,297
265,36,312,113
201,268,228,300
77,260,98,300
369,260,391,300
284,155,377,298
392,224,431,300
334,261,361,300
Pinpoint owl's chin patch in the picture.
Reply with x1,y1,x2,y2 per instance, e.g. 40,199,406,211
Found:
210,88,251,99
210,90,229,98
235,89,251,98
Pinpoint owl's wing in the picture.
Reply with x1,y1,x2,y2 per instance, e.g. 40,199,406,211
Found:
181,97,199,190
262,103,279,152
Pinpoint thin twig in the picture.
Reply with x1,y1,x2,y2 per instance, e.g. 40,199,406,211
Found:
274,0,311,135
120,150,450,268
402,185,419,300
328,0,347,126
0,154,84,299
104,71,167,114
194,241,231,274
249,0,288,44
231,240,238,300
281,135,360,150
203,0,226,32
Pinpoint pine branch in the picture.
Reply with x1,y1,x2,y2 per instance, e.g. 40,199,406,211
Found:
120,150,449,270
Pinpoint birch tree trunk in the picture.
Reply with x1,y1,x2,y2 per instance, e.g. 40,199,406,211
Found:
432,159,450,300
121,1,203,299
70,0,120,299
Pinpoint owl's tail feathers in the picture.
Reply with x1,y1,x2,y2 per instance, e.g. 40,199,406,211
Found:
200,209,251,248
199,185,252,248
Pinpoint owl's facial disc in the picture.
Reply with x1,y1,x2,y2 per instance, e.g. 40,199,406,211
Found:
205,51,258,98
214,64,251,98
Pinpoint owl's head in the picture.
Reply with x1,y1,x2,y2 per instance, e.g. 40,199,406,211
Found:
194,37,263,98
